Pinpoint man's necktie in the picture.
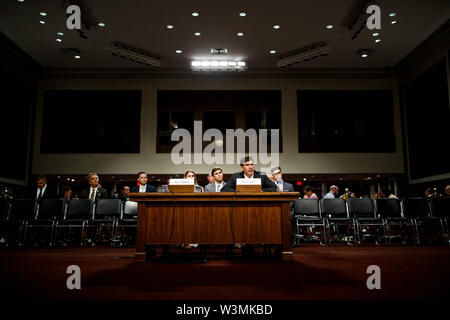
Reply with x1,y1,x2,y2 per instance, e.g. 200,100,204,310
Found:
90,189,95,201
37,188,43,201
216,184,220,192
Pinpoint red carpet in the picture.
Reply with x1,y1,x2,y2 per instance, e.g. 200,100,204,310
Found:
1,244,449,300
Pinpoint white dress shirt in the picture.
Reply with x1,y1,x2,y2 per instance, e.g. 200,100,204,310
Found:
139,184,147,192
36,184,48,199
89,187,98,200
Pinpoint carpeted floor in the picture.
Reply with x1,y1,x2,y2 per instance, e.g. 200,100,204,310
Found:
1,244,449,300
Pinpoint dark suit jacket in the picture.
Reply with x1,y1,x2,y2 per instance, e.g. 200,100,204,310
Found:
79,187,108,201
280,181,294,192
130,184,156,193
221,171,277,192
29,184,58,201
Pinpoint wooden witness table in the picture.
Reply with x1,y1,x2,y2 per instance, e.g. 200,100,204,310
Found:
129,192,299,261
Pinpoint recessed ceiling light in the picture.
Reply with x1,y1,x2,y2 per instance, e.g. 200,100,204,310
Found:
175,50,182,54
239,12,246,17
391,20,397,24
361,53,368,58
98,22,105,27
40,12,47,16
269,50,276,54
372,32,379,36
303,178,307,181
74,55,81,59
17,0,24,2
192,12,199,17
389,13,397,17
57,32,64,36
167,25,174,29
375,39,381,43
56,38,62,42
273,25,280,30
326,25,333,29
39,20,45,24
194,32,201,36
237,32,244,37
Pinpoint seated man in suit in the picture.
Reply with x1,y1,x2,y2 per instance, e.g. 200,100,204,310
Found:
204,167,226,192
130,172,156,193
271,166,294,192
32,174,57,202
80,173,108,201
221,156,277,192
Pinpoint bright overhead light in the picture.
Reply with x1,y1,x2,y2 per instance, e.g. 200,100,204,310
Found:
192,12,199,17
39,20,45,24
357,49,373,59
273,25,280,30
167,25,174,29
391,20,397,24
372,32,379,36
56,38,62,42
375,39,381,43
303,178,307,181
57,32,64,36
269,50,276,54
17,0,25,2
326,25,333,29
40,12,47,16
74,55,81,59
361,54,368,58
236,32,244,37
389,13,397,17
194,32,201,36
191,60,247,72
175,50,182,54
239,12,246,17
98,22,105,27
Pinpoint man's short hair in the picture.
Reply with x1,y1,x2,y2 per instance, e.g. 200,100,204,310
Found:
271,166,281,174
211,167,222,175
240,156,254,166
304,185,313,192
87,173,98,180
121,185,130,190
35,174,47,181
137,171,147,177
330,185,338,190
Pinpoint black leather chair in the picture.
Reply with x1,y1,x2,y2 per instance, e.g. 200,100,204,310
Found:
348,198,383,244
429,197,450,235
321,198,356,245
7,199,37,246
294,199,327,245
113,200,138,246
375,198,415,245
86,199,122,245
54,199,92,246
401,197,437,244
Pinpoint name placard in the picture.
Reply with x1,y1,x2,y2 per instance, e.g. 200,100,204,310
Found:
236,178,261,185
169,179,194,185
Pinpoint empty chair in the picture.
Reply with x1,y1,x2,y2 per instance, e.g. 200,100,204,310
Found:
5,199,37,246
348,198,384,244
429,197,450,234
54,199,93,246
401,197,438,244
0,199,11,220
294,199,327,245
321,198,355,245
375,198,415,245
113,200,138,246
23,199,65,247
86,199,122,245
0,199,12,246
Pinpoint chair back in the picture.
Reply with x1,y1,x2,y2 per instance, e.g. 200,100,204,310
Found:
429,197,450,218
401,198,430,218
321,198,348,218
375,198,402,218
66,199,93,220
94,199,122,219
348,198,375,218
9,199,37,220
0,199,11,220
294,199,320,217
123,201,138,218
37,199,65,220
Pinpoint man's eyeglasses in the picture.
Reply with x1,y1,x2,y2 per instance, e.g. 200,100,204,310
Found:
272,171,281,175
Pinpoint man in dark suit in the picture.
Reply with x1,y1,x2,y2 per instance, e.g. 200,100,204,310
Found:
79,173,108,201
271,166,294,192
221,156,277,192
130,172,156,193
204,167,227,192
32,175,57,201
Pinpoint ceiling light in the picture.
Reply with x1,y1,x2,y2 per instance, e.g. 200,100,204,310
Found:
375,39,381,43
372,32,379,36
357,49,373,58
56,38,62,42
57,32,64,36
211,48,227,55
167,25,174,29
74,55,81,59
98,22,105,27
239,12,246,17
361,54,368,58
269,50,276,54
236,32,244,37
389,13,397,17
194,32,201,36
109,42,161,68
391,20,397,24
273,25,280,30
191,60,247,72
192,12,199,17
39,20,45,24
278,41,329,68
17,0,24,2
175,50,182,54
303,178,307,181
326,25,333,29
40,12,47,16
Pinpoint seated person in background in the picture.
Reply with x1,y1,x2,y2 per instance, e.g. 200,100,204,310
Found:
119,185,130,201
80,173,108,201
61,186,73,201
205,168,226,192
372,192,379,199
271,166,294,192
205,173,215,187
378,188,398,199
221,156,277,192
425,187,433,198
131,172,156,193
184,170,204,192
323,185,339,199
31,175,57,202
303,185,318,199
445,185,450,198
266,173,275,183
